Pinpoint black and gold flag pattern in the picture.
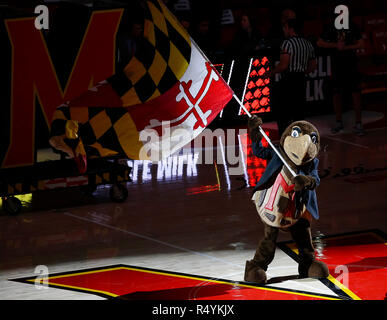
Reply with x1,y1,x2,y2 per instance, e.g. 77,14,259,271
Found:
50,0,192,161
108,0,191,106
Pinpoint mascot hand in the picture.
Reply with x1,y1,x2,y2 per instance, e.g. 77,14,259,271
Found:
292,175,317,191
248,115,263,143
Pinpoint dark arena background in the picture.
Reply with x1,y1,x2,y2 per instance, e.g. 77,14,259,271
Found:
0,0,386,311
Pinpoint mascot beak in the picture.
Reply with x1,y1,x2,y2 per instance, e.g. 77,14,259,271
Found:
284,134,313,166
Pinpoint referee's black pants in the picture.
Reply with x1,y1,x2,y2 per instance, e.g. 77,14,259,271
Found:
275,72,306,136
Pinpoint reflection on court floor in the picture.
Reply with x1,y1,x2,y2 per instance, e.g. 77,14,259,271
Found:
0,124,386,300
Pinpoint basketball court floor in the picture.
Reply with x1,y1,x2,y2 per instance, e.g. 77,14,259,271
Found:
0,110,386,301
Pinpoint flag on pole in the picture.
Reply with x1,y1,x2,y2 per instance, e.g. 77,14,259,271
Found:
49,0,233,165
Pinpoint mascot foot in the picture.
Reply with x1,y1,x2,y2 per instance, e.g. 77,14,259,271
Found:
299,259,329,279
244,260,267,284
308,260,330,278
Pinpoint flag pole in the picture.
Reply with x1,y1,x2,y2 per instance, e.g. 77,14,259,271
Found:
232,93,297,178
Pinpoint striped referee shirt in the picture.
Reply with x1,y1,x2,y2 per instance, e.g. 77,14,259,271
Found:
280,36,315,73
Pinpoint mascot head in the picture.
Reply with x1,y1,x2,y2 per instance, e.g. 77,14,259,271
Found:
280,121,320,167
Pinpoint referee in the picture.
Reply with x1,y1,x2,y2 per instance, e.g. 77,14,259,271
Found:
268,18,317,135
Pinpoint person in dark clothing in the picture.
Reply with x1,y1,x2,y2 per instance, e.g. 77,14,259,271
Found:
317,19,365,136
118,22,143,66
230,12,261,58
176,10,191,32
266,8,297,58
192,17,216,60
116,6,145,70
268,18,317,136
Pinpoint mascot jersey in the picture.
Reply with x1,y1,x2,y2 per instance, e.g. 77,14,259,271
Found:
251,140,320,228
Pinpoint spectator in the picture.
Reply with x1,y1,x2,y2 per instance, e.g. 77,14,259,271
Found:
281,8,296,25
267,8,297,55
268,18,317,136
176,10,191,32
116,11,144,70
230,12,260,57
317,14,365,136
192,16,216,59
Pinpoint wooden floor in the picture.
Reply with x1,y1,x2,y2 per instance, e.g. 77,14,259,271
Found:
0,111,386,300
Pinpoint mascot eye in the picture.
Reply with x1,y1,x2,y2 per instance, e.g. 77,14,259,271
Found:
310,133,318,144
291,127,301,138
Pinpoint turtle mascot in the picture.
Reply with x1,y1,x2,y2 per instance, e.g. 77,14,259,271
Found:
244,115,329,284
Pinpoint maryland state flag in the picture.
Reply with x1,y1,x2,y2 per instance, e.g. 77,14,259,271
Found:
49,0,233,169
